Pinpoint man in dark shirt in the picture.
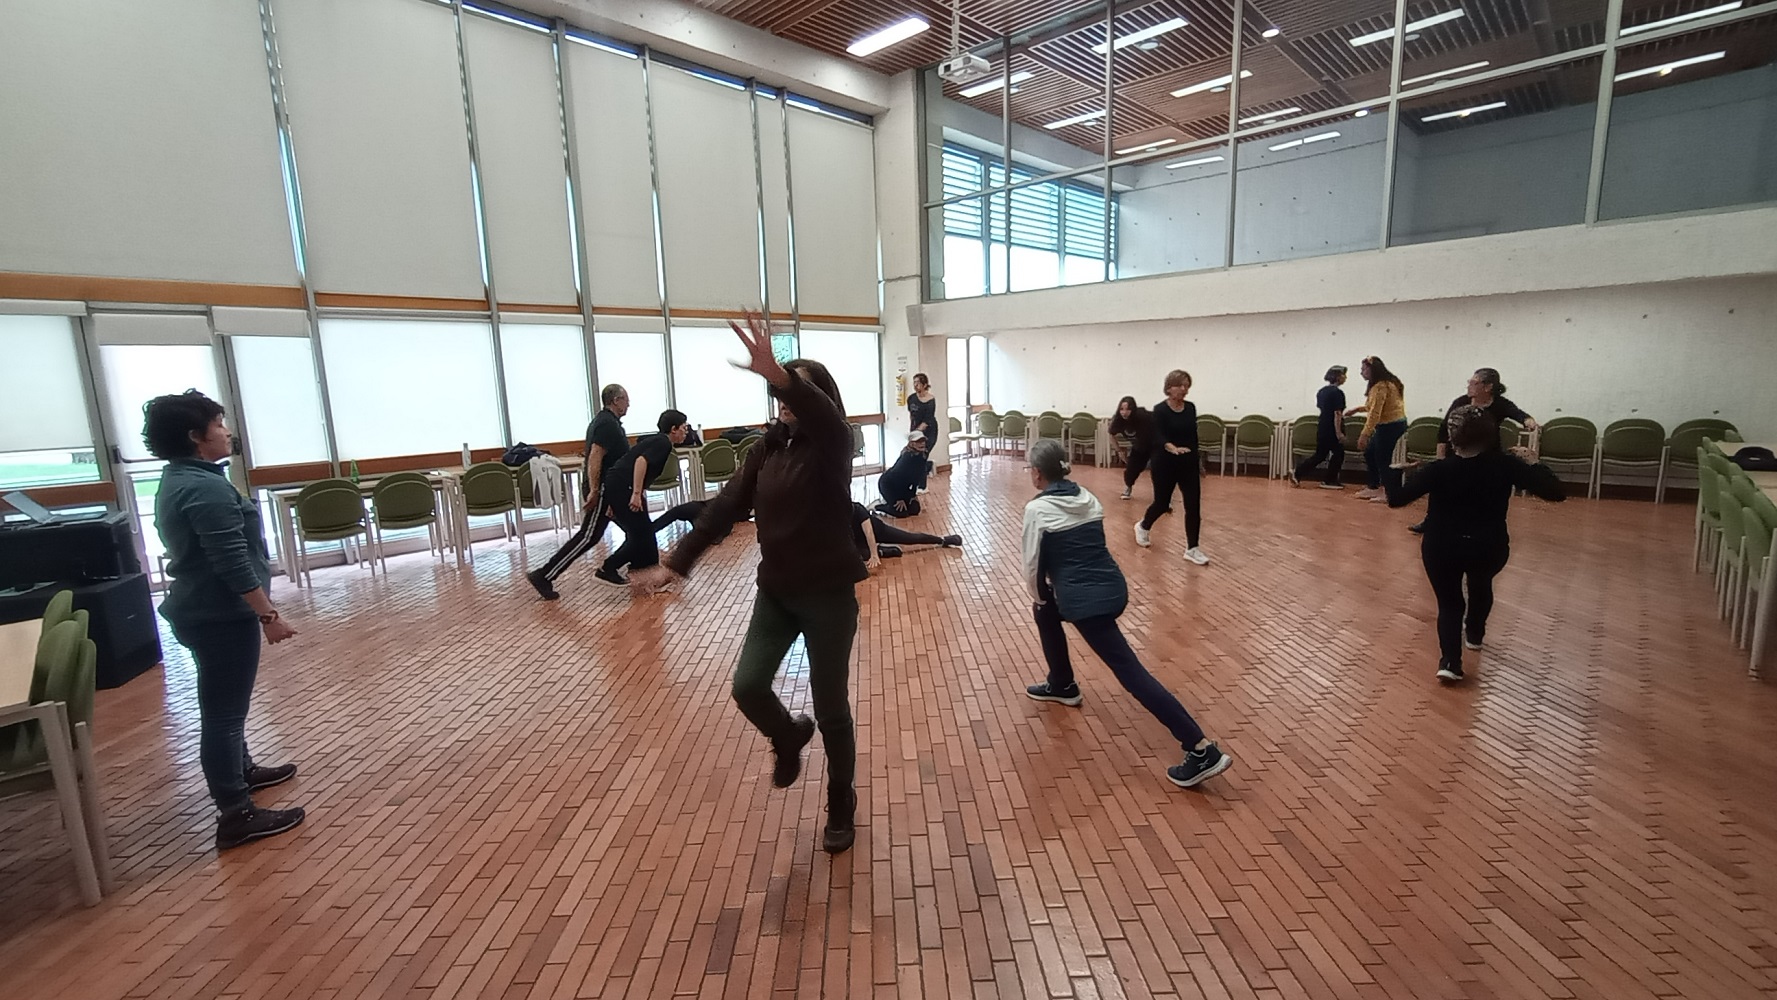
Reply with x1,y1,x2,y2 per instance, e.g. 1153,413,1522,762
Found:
595,409,691,586
526,384,630,599
872,433,930,517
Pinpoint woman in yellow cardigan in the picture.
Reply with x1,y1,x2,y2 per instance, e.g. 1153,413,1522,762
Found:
1344,356,1407,501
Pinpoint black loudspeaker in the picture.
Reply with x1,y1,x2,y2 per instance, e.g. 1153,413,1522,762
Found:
0,574,161,689
0,513,140,590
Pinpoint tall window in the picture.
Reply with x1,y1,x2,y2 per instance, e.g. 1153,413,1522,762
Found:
939,145,1115,299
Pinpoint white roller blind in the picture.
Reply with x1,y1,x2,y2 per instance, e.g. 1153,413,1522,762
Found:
100,344,224,462
787,109,879,318
212,308,310,338
797,329,882,417
499,324,591,445
669,326,768,429
318,319,503,459
565,40,660,310
463,14,577,307
0,316,95,453
272,0,484,299
92,313,213,347
231,336,329,467
651,68,763,312
0,1,296,285
593,331,668,437
756,96,793,314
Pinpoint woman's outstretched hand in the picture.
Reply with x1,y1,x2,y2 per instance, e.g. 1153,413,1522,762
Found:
727,309,789,388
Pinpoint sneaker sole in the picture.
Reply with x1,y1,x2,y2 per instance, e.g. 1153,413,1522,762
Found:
1168,753,1233,788
246,771,296,792
594,574,628,589
1026,691,1083,707
1463,641,1483,650
1436,670,1465,682
1319,484,1344,490
216,811,305,851
1184,555,1209,566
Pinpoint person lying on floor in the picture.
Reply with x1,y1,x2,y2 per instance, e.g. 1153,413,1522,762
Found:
850,501,960,571
872,432,929,518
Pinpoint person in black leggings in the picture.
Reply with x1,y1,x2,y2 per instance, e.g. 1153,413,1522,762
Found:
851,502,961,569
1387,405,1565,682
1291,366,1348,489
1134,369,1209,566
1108,395,1155,501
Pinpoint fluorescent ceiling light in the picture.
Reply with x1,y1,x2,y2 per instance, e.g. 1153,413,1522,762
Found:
847,17,929,56
1268,130,1341,151
1620,1,1742,36
959,71,1033,98
1165,155,1225,169
1092,17,1188,54
1614,50,1726,82
1350,8,1465,47
1171,69,1252,97
1400,60,1490,86
1238,106,1301,124
565,34,638,58
1115,137,1177,154
1043,109,1106,129
1354,108,1371,117
1262,27,1282,38
1420,100,1506,122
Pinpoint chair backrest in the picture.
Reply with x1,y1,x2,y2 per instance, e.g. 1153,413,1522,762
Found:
296,485,366,533
1343,415,1367,441
1291,417,1319,449
371,474,437,522
1743,503,1773,575
701,440,738,479
1751,491,1777,534
849,423,865,458
1600,420,1667,461
1537,417,1597,460
1671,418,1737,439
1000,412,1028,437
296,477,357,502
1068,414,1096,439
1405,420,1438,457
1668,423,1738,461
976,411,1001,436
461,462,517,509
1235,415,1274,445
41,591,75,632
1720,499,1746,550
1197,416,1225,449
28,619,84,710
1002,409,1025,421
1038,409,1062,421
1729,475,1762,509
1498,419,1522,452
949,416,962,433
648,460,680,491
1036,413,1065,439
1697,458,1722,515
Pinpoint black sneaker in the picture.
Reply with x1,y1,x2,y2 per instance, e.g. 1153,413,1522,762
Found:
772,714,816,788
1119,488,1132,500
593,566,627,588
216,803,305,851
526,568,559,601
244,763,297,791
1437,659,1465,682
876,544,904,559
942,534,963,547
1025,682,1082,707
1407,521,1426,535
1167,743,1232,788
822,788,856,854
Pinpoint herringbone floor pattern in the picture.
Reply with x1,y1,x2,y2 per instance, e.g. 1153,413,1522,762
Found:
2,460,1774,1000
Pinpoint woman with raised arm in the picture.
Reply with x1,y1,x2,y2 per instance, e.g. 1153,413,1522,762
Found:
631,311,867,854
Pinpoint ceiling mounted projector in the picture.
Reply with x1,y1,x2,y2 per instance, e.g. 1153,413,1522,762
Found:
938,53,993,84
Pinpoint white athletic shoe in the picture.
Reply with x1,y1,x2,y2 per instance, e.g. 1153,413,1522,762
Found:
1134,523,1152,548
1184,547,1209,566
1354,488,1380,500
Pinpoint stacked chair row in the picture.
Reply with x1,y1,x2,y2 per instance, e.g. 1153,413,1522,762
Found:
1694,443,1775,676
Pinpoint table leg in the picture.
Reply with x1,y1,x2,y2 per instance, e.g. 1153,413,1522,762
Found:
274,495,299,589
73,720,113,893
40,704,101,905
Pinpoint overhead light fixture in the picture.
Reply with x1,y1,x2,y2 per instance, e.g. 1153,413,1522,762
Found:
1238,106,1301,124
1115,137,1177,154
565,33,638,59
1262,27,1282,38
846,17,929,56
1171,69,1252,97
1400,60,1490,86
1350,8,1465,47
1268,130,1341,151
1044,109,1106,129
1165,155,1225,169
1620,1,1742,36
1614,50,1726,82
959,71,1033,98
1092,17,1188,55
1354,108,1371,117
1420,100,1506,122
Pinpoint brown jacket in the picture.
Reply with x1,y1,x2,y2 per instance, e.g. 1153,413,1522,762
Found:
665,369,867,593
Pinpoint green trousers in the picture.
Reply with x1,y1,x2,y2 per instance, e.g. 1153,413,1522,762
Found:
732,585,859,812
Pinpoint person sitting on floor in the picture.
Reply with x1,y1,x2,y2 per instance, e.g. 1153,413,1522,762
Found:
850,501,960,571
872,432,929,518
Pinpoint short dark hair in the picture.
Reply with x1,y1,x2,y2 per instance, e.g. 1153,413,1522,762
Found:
1325,365,1347,383
1164,369,1192,391
142,390,225,460
601,383,627,406
1472,368,1506,396
1447,405,1496,452
913,372,929,387
657,409,688,434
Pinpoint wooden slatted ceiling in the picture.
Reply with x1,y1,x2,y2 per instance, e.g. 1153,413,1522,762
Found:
686,0,1773,153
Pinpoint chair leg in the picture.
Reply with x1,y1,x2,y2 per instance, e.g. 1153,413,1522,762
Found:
72,721,113,894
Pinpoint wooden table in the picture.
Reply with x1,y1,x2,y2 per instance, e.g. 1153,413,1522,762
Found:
0,618,103,906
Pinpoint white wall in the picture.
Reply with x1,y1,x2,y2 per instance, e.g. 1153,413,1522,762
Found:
983,274,1777,438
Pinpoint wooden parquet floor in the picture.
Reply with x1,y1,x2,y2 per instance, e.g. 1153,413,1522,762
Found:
3,460,1776,1000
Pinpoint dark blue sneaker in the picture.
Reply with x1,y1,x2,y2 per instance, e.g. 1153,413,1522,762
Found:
1025,682,1082,707
772,714,816,788
1166,743,1232,788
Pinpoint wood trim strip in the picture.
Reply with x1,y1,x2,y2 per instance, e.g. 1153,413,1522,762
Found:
797,313,881,327
246,461,336,488
313,292,491,312
849,413,887,426
668,307,752,321
501,302,583,315
589,305,665,318
350,449,507,477
0,482,118,511
0,272,304,309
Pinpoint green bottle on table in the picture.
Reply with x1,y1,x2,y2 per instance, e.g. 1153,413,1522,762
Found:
350,460,360,484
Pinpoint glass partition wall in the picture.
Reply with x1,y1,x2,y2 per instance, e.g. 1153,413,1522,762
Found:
921,0,1777,300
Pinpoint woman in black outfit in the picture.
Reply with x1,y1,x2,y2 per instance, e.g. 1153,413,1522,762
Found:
1108,395,1156,501
1134,370,1209,566
1387,406,1565,683
907,373,938,489
1291,366,1348,489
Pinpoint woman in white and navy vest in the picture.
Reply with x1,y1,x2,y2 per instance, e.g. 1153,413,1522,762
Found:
1019,439,1233,789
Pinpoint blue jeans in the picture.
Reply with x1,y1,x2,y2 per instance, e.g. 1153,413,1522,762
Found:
171,618,262,813
1366,419,1408,490
1033,601,1204,751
